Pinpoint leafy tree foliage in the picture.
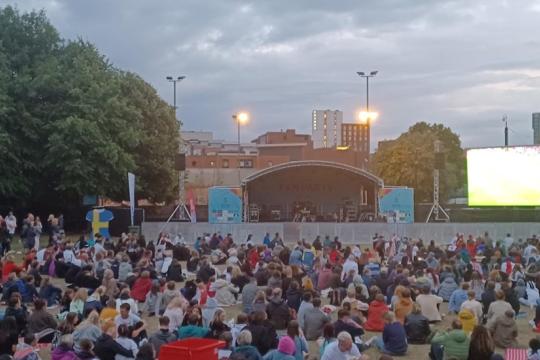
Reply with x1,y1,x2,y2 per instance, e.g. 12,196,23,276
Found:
372,122,465,203
0,6,179,207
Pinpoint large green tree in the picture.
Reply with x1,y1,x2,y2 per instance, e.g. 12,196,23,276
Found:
118,72,179,203
0,6,179,207
372,122,465,203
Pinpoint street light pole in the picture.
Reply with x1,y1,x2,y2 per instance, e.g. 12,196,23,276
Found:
232,112,249,152
166,75,186,220
356,70,378,165
166,76,185,119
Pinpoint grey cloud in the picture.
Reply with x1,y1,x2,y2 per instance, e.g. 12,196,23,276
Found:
2,0,540,149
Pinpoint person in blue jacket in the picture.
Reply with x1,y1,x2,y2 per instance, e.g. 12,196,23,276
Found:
448,283,470,313
371,311,408,356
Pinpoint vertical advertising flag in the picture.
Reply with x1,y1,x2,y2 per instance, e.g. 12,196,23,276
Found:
128,172,135,226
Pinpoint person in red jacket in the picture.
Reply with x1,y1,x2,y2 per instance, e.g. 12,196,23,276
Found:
2,254,21,283
130,270,152,302
363,293,389,332
247,246,259,270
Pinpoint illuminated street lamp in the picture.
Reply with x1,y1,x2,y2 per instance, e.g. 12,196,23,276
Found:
232,112,250,151
358,111,379,124
356,70,378,157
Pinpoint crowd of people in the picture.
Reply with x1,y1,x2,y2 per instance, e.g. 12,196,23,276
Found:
0,212,64,255
0,223,539,360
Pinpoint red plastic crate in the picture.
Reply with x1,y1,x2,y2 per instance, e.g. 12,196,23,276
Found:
159,338,226,360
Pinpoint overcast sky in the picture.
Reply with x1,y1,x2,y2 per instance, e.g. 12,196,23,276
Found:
3,0,540,149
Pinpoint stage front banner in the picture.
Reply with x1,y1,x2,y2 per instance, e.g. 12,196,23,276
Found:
378,187,414,223
208,187,242,224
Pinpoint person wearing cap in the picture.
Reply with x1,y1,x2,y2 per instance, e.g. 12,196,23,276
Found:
321,331,366,360
263,336,296,360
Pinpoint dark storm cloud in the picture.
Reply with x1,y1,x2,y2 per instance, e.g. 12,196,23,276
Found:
3,0,540,148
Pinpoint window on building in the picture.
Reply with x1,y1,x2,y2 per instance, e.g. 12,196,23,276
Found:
239,159,253,168
268,161,273,167
222,159,229,168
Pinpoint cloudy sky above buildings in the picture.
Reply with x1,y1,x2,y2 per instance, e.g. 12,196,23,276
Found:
3,0,540,149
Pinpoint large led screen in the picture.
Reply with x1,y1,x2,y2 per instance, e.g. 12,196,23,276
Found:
467,146,540,206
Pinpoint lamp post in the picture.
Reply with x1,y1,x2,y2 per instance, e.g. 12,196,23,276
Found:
166,76,186,120
166,75,186,220
356,71,378,158
232,112,249,151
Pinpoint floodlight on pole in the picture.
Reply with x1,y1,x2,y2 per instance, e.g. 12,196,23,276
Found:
356,70,378,163
165,75,189,221
233,112,250,150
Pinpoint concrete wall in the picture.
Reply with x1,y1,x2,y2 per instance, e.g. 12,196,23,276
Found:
142,221,540,245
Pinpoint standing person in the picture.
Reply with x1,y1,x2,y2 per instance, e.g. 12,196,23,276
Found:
242,277,258,314
468,325,504,360
21,214,37,250
4,211,16,255
33,216,42,251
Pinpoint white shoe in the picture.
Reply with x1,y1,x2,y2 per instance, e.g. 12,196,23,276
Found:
530,319,536,328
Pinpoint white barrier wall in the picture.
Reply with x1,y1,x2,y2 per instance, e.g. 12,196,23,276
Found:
142,222,540,245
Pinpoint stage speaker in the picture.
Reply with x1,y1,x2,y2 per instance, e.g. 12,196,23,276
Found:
175,154,186,171
434,153,445,170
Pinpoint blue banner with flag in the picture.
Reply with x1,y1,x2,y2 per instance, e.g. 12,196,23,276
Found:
378,187,414,223
208,187,242,224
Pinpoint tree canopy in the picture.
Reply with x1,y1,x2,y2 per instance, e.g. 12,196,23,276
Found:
372,122,465,203
0,6,180,207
